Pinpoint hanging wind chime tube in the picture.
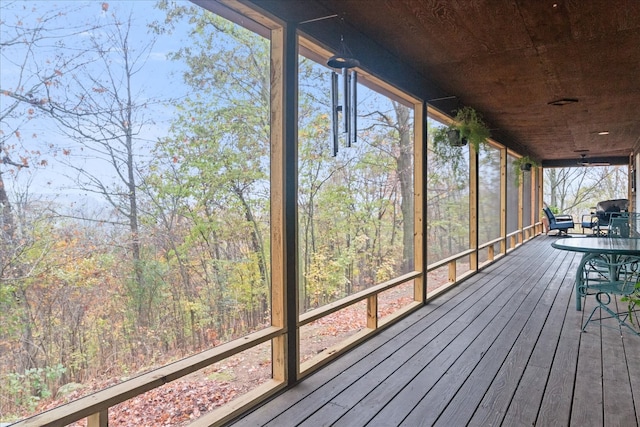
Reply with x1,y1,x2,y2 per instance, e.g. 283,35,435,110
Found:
328,32,359,156
350,70,357,145
331,71,340,157
343,68,351,146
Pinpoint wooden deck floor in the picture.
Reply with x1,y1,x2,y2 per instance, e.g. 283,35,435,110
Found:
232,235,640,427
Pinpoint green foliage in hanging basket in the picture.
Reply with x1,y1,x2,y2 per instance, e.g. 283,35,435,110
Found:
431,106,491,162
453,106,491,152
512,155,538,186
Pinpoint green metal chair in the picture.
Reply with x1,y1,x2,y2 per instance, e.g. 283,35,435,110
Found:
609,213,640,238
594,199,629,226
580,255,640,336
610,216,631,237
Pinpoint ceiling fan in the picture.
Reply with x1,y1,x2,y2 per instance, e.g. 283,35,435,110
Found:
576,154,610,167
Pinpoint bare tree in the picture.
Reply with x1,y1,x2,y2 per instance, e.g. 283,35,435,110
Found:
545,166,628,214
1,2,166,330
49,9,166,329
0,0,103,373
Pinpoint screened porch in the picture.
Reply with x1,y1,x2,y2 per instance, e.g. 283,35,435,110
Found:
3,1,640,426
233,235,640,427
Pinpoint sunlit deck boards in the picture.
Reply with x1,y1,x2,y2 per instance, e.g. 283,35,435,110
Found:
232,236,640,426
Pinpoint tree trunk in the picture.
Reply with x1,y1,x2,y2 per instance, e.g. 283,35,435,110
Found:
0,173,15,242
394,103,415,271
234,188,269,317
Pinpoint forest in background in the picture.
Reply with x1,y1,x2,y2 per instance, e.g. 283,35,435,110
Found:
0,1,416,421
0,0,628,423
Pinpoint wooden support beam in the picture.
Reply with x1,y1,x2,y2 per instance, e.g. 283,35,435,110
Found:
538,165,544,234
280,19,299,385
518,165,524,245
500,148,507,255
448,260,457,283
530,167,536,234
87,410,108,427
367,295,378,330
270,23,287,384
469,138,479,271
415,101,426,302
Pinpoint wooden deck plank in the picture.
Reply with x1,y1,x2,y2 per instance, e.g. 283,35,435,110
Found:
230,236,640,427
460,250,581,427
261,272,513,426
237,239,541,426
571,305,604,426
535,267,584,426
602,325,636,426
267,253,543,427
337,282,534,427
495,251,581,427
396,245,568,426
306,244,556,427
428,250,576,426
623,332,640,426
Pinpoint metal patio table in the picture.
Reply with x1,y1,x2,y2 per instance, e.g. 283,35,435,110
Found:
551,237,640,310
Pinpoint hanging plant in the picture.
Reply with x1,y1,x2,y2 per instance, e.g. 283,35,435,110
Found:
453,106,491,152
512,155,538,186
431,106,491,164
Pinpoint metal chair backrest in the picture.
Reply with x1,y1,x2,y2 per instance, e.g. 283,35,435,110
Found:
609,213,640,238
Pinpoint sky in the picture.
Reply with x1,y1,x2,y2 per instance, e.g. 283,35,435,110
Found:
0,1,194,207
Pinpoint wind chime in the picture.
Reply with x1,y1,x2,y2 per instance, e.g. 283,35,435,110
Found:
328,31,358,157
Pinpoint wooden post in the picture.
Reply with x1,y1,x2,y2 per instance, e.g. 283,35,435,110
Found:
87,411,108,427
282,21,299,385
469,137,479,271
270,20,298,385
518,162,524,245
367,295,378,329
415,101,426,302
270,24,286,384
500,148,507,254
448,260,457,283
538,165,544,234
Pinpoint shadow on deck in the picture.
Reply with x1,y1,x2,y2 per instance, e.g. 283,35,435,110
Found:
232,235,640,426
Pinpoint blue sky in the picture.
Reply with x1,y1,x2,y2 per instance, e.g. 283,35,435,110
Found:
0,1,194,204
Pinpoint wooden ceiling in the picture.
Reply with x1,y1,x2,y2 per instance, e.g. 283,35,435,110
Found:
248,0,640,166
